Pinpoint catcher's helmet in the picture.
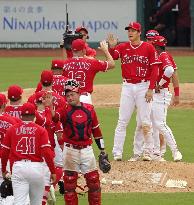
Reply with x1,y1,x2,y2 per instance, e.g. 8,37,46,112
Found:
65,79,80,94
0,179,13,198
145,30,159,39
152,35,167,47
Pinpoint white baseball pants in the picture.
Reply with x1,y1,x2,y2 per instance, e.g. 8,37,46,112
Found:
112,81,153,157
11,161,45,205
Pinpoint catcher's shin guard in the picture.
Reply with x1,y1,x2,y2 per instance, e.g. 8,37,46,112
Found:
85,170,101,205
63,171,78,205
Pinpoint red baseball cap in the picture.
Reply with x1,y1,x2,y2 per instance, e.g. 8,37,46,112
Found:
21,102,36,115
76,26,88,34
86,47,96,57
125,22,141,32
35,91,46,103
51,59,64,70
152,35,167,47
41,70,53,84
0,93,8,106
146,30,159,39
72,39,86,51
8,85,23,101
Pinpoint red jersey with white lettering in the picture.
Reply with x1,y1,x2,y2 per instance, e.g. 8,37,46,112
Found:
0,114,19,148
109,41,160,81
157,52,176,88
5,105,23,119
35,75,68,98
167,52,177,70
1,121,51,162
62,57,108,93
54,103,101,146
28,90,66,111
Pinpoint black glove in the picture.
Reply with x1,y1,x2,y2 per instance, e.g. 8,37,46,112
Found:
98,151,111,173
0,178,13,198
58,180,65,195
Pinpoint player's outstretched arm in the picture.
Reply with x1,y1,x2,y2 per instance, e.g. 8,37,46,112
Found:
98,40,115,70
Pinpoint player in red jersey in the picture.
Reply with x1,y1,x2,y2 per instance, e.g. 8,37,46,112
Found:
107,22,160,161
0,94,21,188
28,70,66,111
35,60,68,99
51,79,108,205
1,102,56,205
62,39,115,104
151,36,182,161
5,85,23,119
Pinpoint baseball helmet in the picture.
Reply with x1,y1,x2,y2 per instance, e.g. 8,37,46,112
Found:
0,179,13,198
65,79,80,94
146,30,159,39
152,35,167,47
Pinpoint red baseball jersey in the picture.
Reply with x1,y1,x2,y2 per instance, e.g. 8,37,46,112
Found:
0,114,19,147
109,41,160,81
157,52,176,88
35,75,68,98
5,105,23,119
1,121,51,162
54,103,101,146
62,57,108,93
28,90,66,111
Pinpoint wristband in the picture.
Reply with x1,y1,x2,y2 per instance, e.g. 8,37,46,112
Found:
95,138,105,150
174,87,179,96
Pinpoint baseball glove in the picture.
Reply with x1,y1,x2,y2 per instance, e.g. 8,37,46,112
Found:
98,152,111,173
0,178,13,198
58,180,65,195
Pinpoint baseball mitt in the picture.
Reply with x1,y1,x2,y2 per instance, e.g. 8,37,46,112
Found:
0,178,13,198
98,151,111,173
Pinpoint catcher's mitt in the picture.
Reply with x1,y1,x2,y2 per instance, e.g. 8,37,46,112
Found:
0,178,13,198
58,180,65,195
98,152,111,173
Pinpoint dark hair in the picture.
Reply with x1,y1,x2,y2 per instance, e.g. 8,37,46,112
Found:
42,82,52,87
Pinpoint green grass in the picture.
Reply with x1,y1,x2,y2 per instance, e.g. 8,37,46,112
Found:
0,56,193,91
94,108,194,162
56,192,194,205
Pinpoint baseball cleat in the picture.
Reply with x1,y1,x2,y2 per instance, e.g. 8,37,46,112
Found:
113,155,122,161
128,154,141,162
173,151,182,162
142,152,152,161
152,154,166,162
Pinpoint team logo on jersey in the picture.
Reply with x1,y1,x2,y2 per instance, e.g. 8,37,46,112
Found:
122,54,149,65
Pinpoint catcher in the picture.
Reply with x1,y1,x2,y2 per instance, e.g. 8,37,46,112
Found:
51,79,111,205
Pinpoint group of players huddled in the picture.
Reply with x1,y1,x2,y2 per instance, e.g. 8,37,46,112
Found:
0,22,182,205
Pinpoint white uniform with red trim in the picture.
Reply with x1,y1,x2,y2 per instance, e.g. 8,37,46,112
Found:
109,41,160,159
132,51,181,160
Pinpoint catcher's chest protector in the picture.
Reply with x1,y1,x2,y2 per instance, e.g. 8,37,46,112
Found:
66,106,92,141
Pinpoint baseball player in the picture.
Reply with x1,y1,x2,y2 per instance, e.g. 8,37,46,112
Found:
5,85,23,119
51,79,109,205
62,39,115,104
1,102,56,205
107,22,160,161
35,60,68,99
28,70,66,111
151,35,182,161
130,31,181,162
129,29,160,161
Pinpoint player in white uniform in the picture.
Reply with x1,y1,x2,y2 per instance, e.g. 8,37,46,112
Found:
107,22,160,161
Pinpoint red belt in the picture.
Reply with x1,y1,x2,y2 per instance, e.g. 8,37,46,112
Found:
123,79,149,84
65,143,90,150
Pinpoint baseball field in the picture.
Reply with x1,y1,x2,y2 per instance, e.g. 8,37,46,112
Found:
0,50,194,204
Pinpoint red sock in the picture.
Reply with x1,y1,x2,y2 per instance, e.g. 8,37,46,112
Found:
42,186,50,205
